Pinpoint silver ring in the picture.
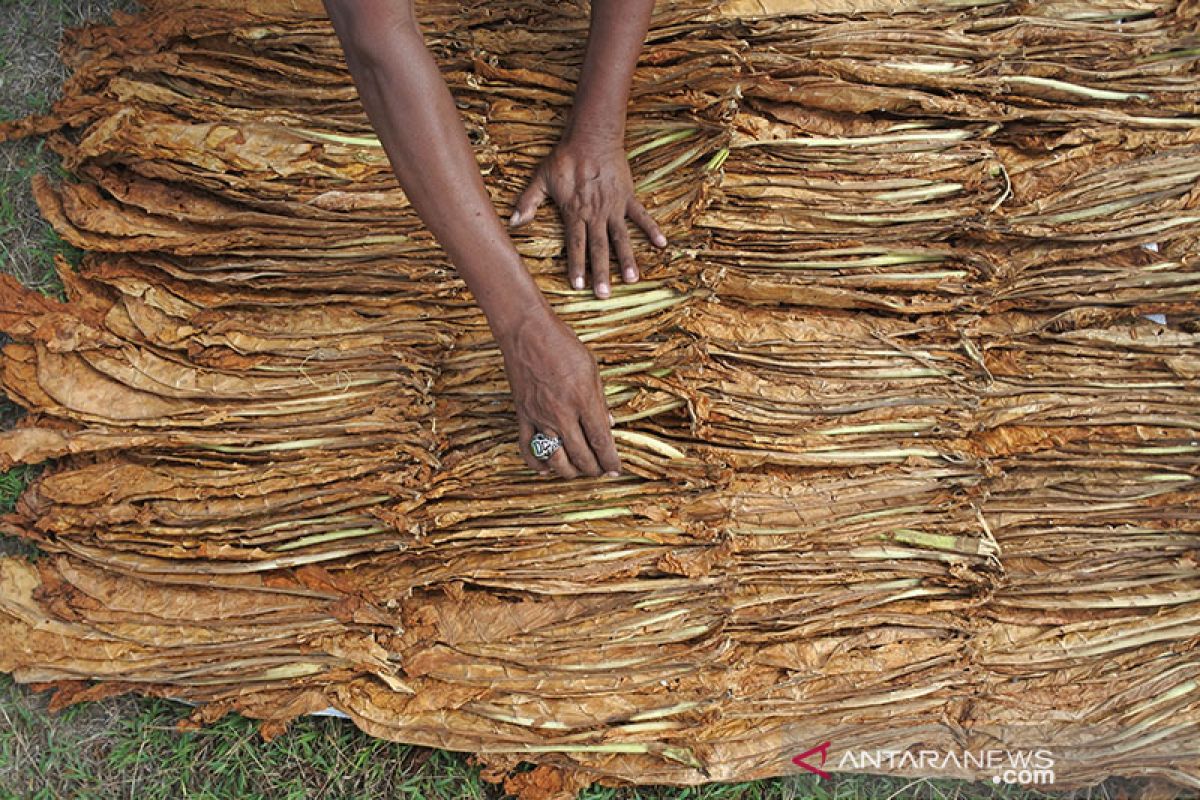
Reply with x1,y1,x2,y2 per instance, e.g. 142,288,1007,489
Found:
530,432,563,461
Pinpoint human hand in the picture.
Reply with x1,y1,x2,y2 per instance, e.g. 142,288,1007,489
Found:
509,135,667,299
496,304,621,479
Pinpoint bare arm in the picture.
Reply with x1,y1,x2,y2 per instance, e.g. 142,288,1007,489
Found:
511,0,666,299
566,0,657,145
323,0,620,479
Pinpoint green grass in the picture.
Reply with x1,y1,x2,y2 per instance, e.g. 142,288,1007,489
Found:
0,463,39,560
0,675,491,800
0,464,36,510
0,139,70,299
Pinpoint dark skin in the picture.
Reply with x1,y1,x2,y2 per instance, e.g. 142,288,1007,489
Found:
323,0,665,480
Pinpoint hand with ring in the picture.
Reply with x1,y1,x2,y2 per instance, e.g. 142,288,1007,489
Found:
529,431,563,461
497,304,621,479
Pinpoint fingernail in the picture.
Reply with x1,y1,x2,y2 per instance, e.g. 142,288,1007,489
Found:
596,284,610,298
623,268,638,283
653,233,667,247
509,211,520,226
604,471,620,478
608,413,615,426
572,276,584,290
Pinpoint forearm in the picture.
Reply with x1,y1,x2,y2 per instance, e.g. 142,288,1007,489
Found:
323,0,547,339
564,0,655,147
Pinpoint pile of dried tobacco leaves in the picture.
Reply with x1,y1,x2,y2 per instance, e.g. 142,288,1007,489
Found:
0,0,1197,796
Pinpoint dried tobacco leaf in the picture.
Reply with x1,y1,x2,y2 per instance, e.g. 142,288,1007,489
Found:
0,0,1197,796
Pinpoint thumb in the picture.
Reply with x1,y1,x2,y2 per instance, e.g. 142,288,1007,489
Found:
510,172,547,227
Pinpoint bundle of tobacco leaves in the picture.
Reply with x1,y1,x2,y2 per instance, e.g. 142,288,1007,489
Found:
0,0,1197,797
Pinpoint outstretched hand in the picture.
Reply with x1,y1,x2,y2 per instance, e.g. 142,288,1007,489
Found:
498,305,621,479
510,137,667,299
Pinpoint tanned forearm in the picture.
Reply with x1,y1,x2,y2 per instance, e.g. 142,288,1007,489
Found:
564,0,655,147
323,0,547,340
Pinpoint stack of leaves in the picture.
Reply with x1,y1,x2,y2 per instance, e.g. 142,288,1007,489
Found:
0,0,1198,796
968,307,1200,786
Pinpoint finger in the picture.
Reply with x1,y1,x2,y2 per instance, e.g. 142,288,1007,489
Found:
561,421,603,478
588,221,611,299
518,417,548,474
610,218,638,285
511,173,547,227
566,217,587,291
628,199,667,248
541,428,579,480
582,404,622,476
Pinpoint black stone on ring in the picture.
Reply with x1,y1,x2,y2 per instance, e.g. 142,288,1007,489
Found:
530,432,563,461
